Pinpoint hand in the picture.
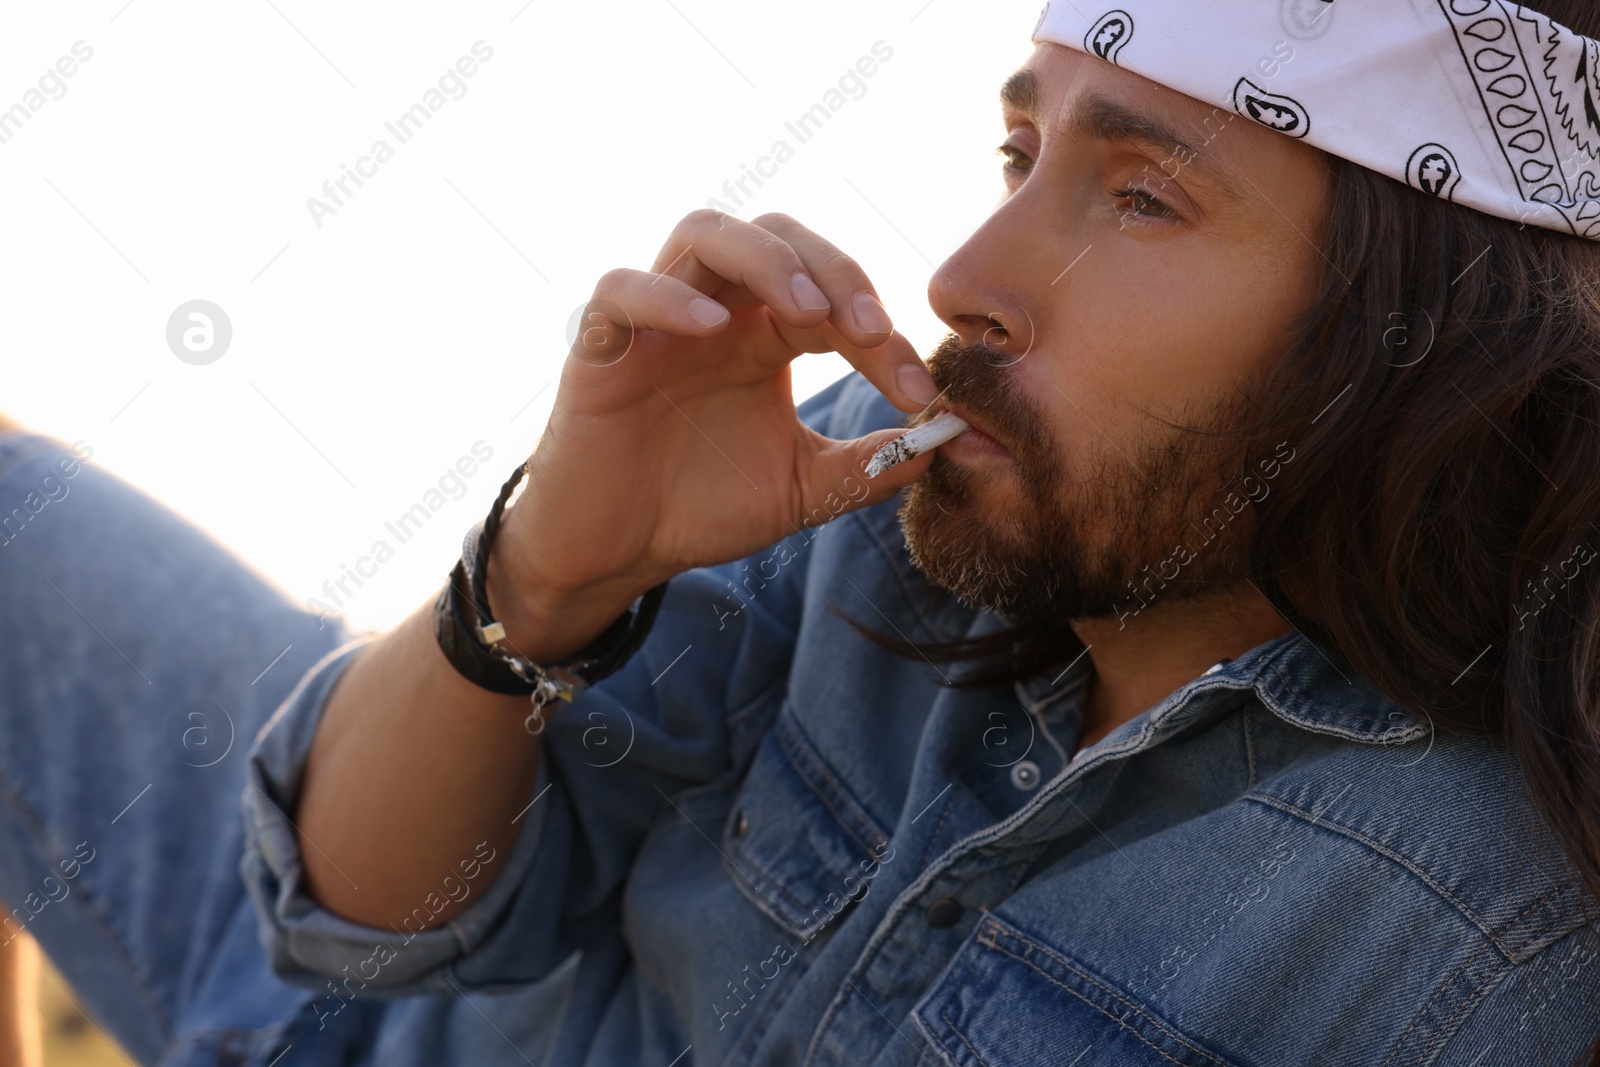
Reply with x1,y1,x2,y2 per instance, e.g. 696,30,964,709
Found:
489,209,942,656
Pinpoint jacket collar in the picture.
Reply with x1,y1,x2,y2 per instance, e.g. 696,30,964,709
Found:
865,484,1430,747
1012,628,1431,747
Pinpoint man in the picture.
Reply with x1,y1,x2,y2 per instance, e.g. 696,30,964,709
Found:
8,3,1600,1067
252,0,1600,1064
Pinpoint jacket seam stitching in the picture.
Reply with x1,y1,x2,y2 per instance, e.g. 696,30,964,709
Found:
1002,844,1051,899
978,920,1229,1066
1242,702,1258,787
1381,913,1520,1067
728,715,886,927
940,1006,996,1067
910,1011,962,1067
727,836,819,924
908,906,994,1067
1246,792,1500,943
916,794,957,873
777,713,889,853
1424,959,1517,1067
1251,634,1436,745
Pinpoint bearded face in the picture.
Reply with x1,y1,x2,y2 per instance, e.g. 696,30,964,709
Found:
897,333,1264,628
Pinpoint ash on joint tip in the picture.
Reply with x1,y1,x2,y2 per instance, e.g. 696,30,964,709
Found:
865,412,970,478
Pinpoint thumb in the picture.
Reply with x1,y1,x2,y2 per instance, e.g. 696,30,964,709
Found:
797,425,937,530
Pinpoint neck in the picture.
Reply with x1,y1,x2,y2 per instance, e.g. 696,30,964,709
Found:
1070,583,1292,752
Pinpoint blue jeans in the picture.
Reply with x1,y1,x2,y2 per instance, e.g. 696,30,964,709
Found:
0,431,565,1066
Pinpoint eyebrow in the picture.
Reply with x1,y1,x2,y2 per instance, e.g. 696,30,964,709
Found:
999,69,1248,203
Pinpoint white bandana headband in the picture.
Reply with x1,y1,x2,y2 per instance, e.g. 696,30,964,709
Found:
1031,0,1600,240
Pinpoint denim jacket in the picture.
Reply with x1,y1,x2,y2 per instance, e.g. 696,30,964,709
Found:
244,371,1600,1067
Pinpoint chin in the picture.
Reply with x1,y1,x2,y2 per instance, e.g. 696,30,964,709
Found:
898,462,1057,617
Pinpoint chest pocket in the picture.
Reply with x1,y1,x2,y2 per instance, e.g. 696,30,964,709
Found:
913,914,1244,1067
722,702,894,943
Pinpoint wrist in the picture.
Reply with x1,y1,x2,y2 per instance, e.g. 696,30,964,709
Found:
484,504,658,664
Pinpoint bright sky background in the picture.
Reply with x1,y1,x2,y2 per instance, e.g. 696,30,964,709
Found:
1,0,1039,634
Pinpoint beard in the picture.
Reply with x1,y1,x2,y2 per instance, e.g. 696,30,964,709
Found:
897,333,1265,627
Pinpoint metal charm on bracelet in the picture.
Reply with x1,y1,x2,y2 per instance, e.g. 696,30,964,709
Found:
434,460,670,736
475,616,593,734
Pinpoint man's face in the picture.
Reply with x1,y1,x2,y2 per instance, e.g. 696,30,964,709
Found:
900,43,1333,627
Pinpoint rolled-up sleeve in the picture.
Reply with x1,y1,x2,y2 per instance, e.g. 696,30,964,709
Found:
239,370,910,995
241,636,569,995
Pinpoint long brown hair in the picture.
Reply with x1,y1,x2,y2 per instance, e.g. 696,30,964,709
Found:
849,3,1600,1059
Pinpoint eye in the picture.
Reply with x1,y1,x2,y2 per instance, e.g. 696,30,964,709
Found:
995,143,1033,176
1111,185,1177,223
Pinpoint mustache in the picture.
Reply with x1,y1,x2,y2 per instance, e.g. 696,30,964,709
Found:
913,334,1044,455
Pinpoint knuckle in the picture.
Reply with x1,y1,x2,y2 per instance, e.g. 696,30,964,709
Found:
684,207,728,231
752,211,797,232
595,267,635,296
815,247,861,278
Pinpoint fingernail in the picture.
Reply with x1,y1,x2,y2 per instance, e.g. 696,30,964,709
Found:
896,362,940,404
852,292,893,334
689,298,729,329
791,272,831,312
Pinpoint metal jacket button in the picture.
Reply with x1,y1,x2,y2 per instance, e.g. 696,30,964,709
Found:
1010,759,1041,791
925,898,963,929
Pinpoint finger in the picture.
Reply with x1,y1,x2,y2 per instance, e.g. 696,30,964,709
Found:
751,212,901,351
797,424,938,531
570,268,732,368
741,213,940,413
648,209,835,330
765,309,943,415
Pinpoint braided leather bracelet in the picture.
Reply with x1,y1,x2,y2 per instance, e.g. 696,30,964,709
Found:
433,460,668,734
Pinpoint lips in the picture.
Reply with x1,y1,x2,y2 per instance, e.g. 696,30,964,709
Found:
940,403,1011,455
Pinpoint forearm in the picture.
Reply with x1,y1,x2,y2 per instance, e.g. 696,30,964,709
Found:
294,600,540,928
295,514,653,930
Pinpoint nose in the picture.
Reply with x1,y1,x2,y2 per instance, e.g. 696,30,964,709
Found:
927,200,1048,360
927,291,1036,365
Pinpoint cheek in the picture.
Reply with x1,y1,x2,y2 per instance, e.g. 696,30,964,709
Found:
1049,252,1302,434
